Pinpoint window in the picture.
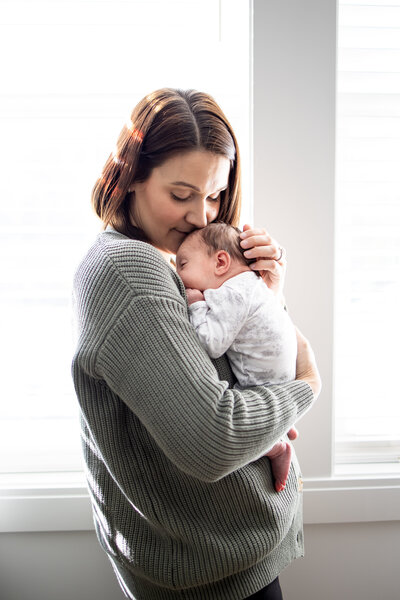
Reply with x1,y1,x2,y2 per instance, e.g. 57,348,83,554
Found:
335,0,400,471
0,0,251,475
3,0,399,534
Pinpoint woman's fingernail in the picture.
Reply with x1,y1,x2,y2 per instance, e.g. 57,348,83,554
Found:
241,239,249,248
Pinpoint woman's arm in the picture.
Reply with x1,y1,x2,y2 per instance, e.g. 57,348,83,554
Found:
96,293,317,483
294,326,322,396
76,236,318,483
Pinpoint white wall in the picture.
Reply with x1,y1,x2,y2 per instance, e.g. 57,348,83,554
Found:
280,521,400,599
253,0,336,479
1,522,399,600
0,531,123,600
1,2,398,600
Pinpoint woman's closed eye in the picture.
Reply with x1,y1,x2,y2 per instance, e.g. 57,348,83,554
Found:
171,192,221,203
171,192,192,202
207,194,221,202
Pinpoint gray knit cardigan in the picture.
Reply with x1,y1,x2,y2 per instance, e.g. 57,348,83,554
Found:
72,229,315,600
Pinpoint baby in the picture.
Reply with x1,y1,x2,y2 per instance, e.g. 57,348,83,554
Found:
176,222,298,492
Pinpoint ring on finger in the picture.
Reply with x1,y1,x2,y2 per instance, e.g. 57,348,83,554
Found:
275,246,284,262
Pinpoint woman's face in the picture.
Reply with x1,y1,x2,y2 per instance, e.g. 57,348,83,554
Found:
128,150,231,254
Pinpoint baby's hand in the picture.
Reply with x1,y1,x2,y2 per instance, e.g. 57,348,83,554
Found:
186,288,205,305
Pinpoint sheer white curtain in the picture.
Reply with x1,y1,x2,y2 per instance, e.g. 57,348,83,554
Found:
0,0,251,474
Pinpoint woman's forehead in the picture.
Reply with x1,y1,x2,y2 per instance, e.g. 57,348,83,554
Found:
156,151,230,191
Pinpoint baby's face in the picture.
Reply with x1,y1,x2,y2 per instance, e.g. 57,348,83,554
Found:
176,233,217,291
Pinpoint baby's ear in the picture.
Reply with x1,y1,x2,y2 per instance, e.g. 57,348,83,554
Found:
215,250,231,275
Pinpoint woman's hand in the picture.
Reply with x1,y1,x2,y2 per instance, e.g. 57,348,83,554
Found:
240,224,286,300
295,327,322,398
186,288,205,306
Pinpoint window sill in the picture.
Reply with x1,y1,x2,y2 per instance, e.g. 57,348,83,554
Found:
0,472,91,533
303,471,400,524
1,471,399,533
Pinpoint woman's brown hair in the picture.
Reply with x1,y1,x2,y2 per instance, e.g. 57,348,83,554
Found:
92,88,242,239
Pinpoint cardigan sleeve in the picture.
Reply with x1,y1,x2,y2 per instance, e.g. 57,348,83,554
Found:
96,291,314,483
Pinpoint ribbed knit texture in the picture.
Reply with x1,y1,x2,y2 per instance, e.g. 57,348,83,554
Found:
72,229,315,600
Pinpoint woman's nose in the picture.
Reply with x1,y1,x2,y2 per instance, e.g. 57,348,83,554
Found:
186,199,208,228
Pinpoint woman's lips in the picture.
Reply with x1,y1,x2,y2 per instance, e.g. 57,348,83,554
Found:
174,228,194,234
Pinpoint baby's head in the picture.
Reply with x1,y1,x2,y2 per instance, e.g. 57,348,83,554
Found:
176,222,254,291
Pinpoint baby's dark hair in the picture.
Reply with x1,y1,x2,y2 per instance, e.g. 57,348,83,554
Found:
196,222,258,273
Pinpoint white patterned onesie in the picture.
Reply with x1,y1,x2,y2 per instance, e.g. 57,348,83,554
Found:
188,270,297,388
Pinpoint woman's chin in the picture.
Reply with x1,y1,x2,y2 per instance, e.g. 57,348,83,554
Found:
169,230,190,253
154,240,181,257
153,229,191,255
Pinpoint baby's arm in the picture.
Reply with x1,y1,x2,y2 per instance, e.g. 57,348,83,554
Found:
188,285,248,359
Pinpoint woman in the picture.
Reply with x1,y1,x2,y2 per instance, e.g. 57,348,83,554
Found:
72,88,321,600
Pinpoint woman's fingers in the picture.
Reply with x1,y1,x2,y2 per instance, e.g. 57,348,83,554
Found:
243,245,284,263
240,224,286,296
240,225,284,262
249,258,283,274
241,226,272,241
240,232,273,249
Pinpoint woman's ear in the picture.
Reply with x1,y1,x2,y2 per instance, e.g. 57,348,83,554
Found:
215,250,231,276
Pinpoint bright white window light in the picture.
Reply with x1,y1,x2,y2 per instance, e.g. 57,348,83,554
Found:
0,0,251,474
335,0,400,469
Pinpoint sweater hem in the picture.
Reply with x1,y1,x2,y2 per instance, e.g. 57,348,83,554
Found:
108,545,304,600
106,494,305,600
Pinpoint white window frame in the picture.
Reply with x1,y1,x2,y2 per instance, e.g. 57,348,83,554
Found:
252,0,399,521
1,0,399,534
333,0,400,466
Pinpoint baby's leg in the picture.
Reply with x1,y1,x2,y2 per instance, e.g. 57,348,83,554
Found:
266,441,292,493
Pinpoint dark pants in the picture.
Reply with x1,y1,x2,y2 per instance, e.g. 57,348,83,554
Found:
245,577,283,600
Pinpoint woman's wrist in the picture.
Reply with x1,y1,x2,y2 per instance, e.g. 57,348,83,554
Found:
296,372,322,398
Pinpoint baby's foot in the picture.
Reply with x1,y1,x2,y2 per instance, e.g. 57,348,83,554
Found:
266,441,292,492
